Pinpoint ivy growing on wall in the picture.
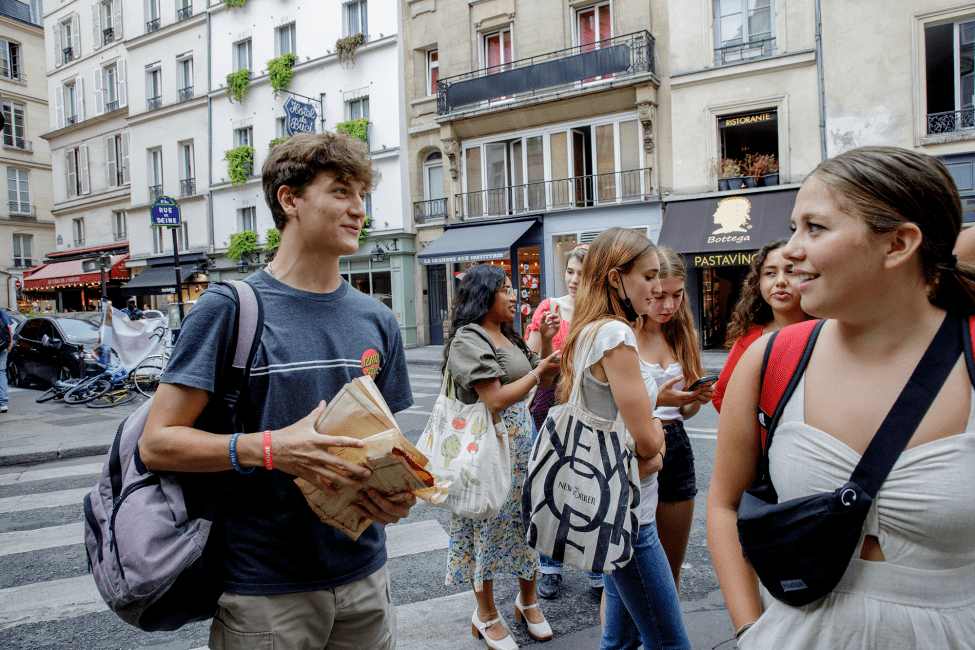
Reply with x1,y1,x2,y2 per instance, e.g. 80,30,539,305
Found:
269,136,291,149
227,230,257,262
226,69,251,104
335,33,366,66
224,145,255,188
265,227,281,250
267,53,297,98
359,217,372,244
223,0,247,8
336,118,369,142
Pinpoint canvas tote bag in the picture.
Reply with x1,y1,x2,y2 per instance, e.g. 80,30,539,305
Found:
522,323,641,574
419,372,512,520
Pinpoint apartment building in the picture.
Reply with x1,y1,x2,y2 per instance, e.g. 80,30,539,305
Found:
208,0,415,344
1,0,56,310
404,0,661,345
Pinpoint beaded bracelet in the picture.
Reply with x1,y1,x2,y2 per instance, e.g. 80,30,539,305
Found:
229,432,255,474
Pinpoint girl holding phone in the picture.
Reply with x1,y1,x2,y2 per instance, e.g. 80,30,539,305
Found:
635,246,713,590
712,239,811,413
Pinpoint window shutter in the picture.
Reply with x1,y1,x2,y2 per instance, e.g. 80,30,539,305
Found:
106,136,117,187
66,150,77,197
71,14,80,56
55,85,64,129
75,76,85,121
79,144,90,194
93,68,104,115
116,60,127,108
121,130,130,184
113,0,122,39
53,23,62,67
92,3,101,50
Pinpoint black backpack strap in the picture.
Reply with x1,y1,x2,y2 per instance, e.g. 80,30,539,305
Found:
851,314,962,497
963,315,975,388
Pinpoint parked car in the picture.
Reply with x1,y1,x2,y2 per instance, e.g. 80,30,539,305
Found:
143,309,165,320
6,316,102,388
2,308,26,325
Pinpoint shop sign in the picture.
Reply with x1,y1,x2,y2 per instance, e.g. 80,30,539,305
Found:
692,252,759,268
423,251,510,265
719,111,776,128
284,98,317,136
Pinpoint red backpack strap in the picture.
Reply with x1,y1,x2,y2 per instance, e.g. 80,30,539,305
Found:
965,316,975,387
758,319,826,462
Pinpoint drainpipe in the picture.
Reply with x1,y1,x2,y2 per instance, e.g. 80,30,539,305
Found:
815,0,827,161
207,9,215,252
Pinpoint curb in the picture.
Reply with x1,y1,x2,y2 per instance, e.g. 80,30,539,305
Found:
407,357,443,369
0,443,111,468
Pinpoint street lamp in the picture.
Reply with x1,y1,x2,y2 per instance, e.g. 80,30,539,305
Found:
370,239,399,264
98,252,112,302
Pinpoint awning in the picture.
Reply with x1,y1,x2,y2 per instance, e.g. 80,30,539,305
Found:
121,266,198,296
658,189,799,260
23,254,130,290
418,220,536,265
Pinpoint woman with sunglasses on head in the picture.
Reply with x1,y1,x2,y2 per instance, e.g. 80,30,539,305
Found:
558,227,690,650
442,263,562,650
707,146,975,649
712,239,812,413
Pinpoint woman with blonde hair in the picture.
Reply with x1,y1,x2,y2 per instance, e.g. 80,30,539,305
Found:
707,146,975,648
559,227,690,650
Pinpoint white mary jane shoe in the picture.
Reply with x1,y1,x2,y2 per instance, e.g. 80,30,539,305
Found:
514,594,553,641
471,609,519,650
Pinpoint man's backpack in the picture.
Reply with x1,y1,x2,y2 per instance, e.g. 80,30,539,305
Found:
0,314,11,348
83,280,263,632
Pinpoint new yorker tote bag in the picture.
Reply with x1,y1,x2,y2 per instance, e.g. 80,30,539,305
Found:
419,372,512,520
522,324,641,574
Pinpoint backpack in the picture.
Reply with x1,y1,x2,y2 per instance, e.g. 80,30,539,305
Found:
757,316,975,455
82,280,264,632
0,313,11,348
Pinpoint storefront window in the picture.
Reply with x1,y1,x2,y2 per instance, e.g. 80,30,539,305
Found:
515,246,541,333
552,233,579,296
718,109,778,171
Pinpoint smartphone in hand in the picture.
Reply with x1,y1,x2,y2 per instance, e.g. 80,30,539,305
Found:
686,374,719,391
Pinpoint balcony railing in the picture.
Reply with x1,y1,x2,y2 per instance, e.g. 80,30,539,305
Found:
178,86,194,102
13,259,32,268
177,6,193,21
66,115,78,125
414,198,448,223
147,96,162,111
927,109,975,135
148,184,164,202
115,170,126,186
454,167,652,220
180,178,196,197
2,137,32,152
714,37,776,66
8,203,35,217
62,47,75,64
107,100,121,113
0,68,25,82
437,31,655,116
103,27,115,45
146,18,161,33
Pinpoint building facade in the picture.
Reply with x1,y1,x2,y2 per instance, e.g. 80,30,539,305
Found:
1,0,56,310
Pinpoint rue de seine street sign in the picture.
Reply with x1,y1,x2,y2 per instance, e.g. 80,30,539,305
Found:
284,97,318,136
151,195,181,227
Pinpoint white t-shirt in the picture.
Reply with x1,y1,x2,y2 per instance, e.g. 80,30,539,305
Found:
644,362,685,421
576,320,659,525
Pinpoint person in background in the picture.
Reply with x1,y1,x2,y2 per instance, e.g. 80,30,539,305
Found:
954,223,975,265
0,308,13,413
123,297,145,321
712,239,811,413
443,263,562,650
524,243,593,599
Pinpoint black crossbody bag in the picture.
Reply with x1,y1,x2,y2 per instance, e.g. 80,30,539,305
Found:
737,314,962,607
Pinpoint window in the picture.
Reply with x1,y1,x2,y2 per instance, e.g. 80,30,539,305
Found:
2,100,27,150
278,23,296,56
59,17,79,64
238,206,257,232
718,109,778,187
577,4,611,47
236,39,252,72
7,168,30,214
106,132,128,186
12,234,32,267
147,0,161,32
99,0,116,45
149,148,163,201
180,142,195,197
926,20,975,134
178,57,194,101
276,116,287,138
147,67,162,110
427,49,439,96
235,126,253,147
348,96,369,121
177,0,193,21
65,145,89,197
95,60,126,115
114,210,127,240
59,76,85,127
73,218,85,246
0,39,22,81
177,221,188,251
65,81,78,124
419,151,446,221
714,0,775,65
346,0,367,39
483,28,512,72
152,226,165,254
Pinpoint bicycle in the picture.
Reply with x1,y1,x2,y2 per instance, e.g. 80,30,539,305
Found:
63,365,127,405
132,349,170,398
36,378,83,403
87,383,138,408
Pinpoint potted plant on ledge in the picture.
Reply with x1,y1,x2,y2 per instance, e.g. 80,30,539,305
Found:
745,153,778,188
712,158,741,191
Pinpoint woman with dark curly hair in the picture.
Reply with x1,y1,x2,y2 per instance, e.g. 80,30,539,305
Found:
441,263,562,650
711,239,810,412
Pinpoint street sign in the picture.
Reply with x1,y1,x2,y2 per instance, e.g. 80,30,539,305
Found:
151,195,181,227
284,97,317,136
14,279,20,288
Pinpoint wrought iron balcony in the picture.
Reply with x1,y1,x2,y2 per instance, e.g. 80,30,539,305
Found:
147,96,162,111
7,202,35,217
2,137,32,152
180,178,196,198
62,47,74,64
0,67,24,82
414,198,448,223
116,170,126,186
437,31,655,116
106,100,120,112
103,27,115,45
454,167,652,220
177,6,193,21
13,259,32,268
66,115,78,125
178,86,194,102
714,37,776,66
148,184,164,202
927,109,975,135
146,18,161,33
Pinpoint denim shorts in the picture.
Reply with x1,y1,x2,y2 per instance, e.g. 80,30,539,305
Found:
657,421,697,503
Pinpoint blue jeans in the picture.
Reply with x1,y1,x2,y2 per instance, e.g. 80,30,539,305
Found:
600,522,690,650
0,348,7,406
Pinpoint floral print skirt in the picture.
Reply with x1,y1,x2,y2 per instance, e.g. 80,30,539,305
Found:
445,398,539,591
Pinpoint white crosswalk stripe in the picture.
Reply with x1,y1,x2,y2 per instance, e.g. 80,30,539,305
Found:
0,522,84,557
0,487,90,514
0,462,103,486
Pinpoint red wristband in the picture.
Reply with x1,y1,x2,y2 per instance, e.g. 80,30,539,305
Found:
263,430,273,471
